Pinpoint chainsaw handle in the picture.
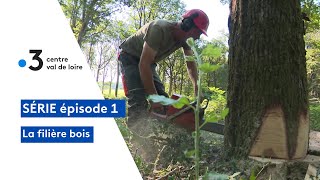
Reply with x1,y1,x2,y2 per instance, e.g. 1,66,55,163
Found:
190,98,209,110
201,98,209,110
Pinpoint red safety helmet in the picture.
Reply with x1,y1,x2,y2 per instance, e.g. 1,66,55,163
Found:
182,9,209,36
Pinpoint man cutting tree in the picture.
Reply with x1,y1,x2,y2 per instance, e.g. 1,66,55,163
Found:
118,9,210,129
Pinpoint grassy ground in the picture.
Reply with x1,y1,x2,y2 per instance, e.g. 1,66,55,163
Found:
102,89,126,99
310,103,320,131
110,92,319,179
117,117,316,179
115,117,266,179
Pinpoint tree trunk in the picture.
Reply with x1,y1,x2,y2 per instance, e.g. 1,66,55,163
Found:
102,66,107,95
96,46,103,82
173,73,177,94
168,69,173,96
87,42,94,66
179,69,184,95
115,60,120,97
109,65,114,97
225,0,309,160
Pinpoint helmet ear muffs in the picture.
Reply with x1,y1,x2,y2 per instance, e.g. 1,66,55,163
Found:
181,18,194,32
181,13,199,32
182,9,209,35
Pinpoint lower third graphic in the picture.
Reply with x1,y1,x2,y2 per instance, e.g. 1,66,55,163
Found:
21,126,94,143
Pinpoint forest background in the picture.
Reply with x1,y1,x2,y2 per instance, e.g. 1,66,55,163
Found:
58,0,320,131
58,0,320,179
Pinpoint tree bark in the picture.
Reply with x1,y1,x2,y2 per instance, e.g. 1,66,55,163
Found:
102,65,107,94
96,45,103,82
225,0,309,160
115,60,120,97
109,64,114,96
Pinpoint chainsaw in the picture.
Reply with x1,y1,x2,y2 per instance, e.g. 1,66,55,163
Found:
150,94,224,135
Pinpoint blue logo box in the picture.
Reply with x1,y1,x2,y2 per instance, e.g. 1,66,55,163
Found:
21,99,126,118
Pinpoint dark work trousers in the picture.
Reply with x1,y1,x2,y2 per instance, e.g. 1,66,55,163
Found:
118,51,169,126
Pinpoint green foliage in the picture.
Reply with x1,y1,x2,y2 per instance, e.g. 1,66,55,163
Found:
147,95,190,109
202,44,223,59
301,0,320,101
59,0,117,46
202,87,228,123
159,49,190,96
309,104,320,131
134,155,152,175
199,63,221,73
305,31,320,98
102,86,126,99
305,31,320,49
199,39,229,90
129,0,186,29
184,149,196,158
147,95,177,105
184,55,196,62
174,96,190,108
202,173,229,180
187,38,195,47
301,0,320,33
249,170,257,180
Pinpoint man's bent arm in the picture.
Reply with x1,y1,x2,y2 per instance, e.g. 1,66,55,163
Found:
139,42,158,95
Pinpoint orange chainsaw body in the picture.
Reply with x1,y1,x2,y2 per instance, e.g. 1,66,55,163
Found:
150,94,224,134
151,94,203,131
166,94,196,131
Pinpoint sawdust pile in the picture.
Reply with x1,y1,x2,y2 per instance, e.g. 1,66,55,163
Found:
128,117,194,165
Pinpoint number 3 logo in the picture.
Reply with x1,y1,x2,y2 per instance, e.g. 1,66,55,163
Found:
29,50,43,71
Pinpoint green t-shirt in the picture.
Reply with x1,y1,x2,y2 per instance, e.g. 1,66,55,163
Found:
119,19,190,62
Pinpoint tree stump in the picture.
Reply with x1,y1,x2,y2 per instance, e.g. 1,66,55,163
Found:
249,155,320,180
249,106,309,159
